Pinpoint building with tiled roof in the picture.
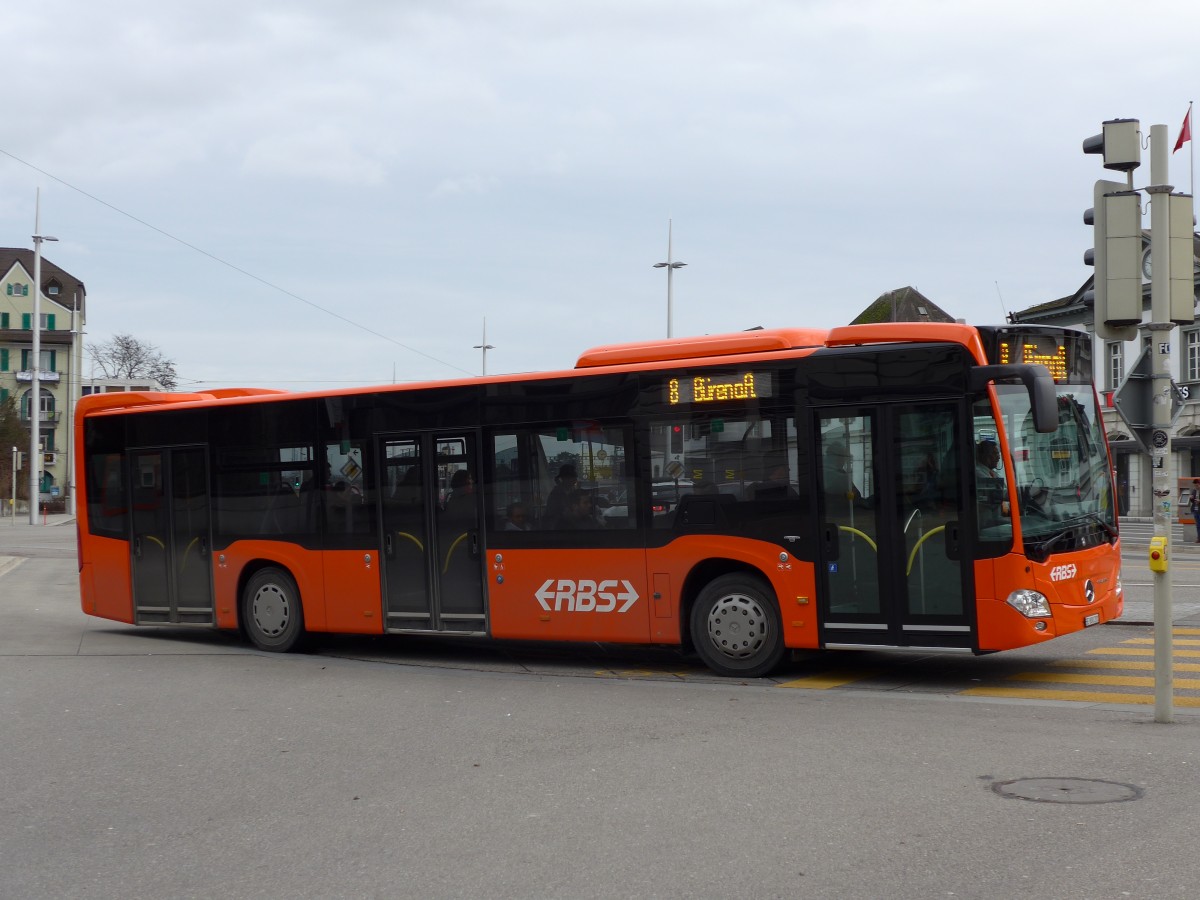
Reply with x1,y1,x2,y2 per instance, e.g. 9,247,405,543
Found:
1,248,87,510
850,286,957,325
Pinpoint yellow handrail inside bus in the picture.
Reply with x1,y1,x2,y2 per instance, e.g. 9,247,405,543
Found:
906,525,947,576
179,537,198,572
396,531,424,552
442,532,469,574
837,525,877,552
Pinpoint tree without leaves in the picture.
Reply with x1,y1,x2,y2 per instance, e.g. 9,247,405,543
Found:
90,333,179,391
0,395,30,501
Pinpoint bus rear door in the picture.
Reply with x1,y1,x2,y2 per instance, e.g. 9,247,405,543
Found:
377,432,486,634
128,446,214,625
815,403,973,649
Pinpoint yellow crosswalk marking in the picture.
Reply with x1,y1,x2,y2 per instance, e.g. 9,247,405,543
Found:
1086,647,1200,657
1122,638,1200,646
1007,671,1200,689
779,670,875,689
1050,658,1200,673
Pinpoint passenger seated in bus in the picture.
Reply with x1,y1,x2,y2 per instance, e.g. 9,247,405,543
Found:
543,464,578,525
504,501,531,531
559,489,604,529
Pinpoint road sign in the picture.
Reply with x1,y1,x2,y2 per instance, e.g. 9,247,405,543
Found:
1112,348,1187,450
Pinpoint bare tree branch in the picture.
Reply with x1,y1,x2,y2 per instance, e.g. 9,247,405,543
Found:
91,333,179,391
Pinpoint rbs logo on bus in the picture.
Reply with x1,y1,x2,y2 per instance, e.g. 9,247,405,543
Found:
535,579,639,613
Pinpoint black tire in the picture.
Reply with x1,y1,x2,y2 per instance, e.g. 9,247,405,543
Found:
690,573,784,678
242,567,306,652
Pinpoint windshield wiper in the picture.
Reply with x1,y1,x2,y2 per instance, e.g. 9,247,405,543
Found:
1029,514,1115,556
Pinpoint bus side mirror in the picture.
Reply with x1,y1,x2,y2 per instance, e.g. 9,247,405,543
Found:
969,364,1058,434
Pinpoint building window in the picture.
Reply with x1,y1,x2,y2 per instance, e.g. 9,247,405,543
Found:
1186,330,1200,383
1107,342,1124,391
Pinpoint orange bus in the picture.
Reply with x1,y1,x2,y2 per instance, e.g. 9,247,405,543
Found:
75,322,1122,677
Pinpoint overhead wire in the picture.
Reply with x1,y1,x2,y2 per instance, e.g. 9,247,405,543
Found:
0,147,476,378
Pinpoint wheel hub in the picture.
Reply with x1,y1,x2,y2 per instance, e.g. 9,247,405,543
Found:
252,584,290,637
706,593,767,660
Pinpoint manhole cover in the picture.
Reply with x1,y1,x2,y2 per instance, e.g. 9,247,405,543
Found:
992,777,1143,804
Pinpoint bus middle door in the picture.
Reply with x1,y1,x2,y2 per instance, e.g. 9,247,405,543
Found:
378,432,486,634
129,445,214,625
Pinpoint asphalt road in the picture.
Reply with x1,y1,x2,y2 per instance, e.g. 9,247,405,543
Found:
4,521,1200,899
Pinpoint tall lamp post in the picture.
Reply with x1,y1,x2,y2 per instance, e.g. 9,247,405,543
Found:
29,194,58,525
653,219,686,338
473,317,495,376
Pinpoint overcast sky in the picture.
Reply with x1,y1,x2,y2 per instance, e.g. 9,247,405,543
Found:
1,0,1197,391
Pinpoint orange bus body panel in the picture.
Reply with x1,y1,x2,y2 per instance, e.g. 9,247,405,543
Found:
825,322,989,364
575,328,829,368
488,548,651,642
321,550,384,634
974,543,1122,651
78,537,134,623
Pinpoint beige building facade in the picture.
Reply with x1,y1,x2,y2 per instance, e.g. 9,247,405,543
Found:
0,249,86,507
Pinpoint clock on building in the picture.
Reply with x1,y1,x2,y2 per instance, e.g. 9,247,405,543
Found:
1141,248,1152,280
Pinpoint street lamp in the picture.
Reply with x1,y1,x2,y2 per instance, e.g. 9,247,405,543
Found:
652,219,686,338
473,317,495,376
29,192,57,525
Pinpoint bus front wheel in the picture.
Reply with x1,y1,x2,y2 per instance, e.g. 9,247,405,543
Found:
242,567,306,652
690,574,784,678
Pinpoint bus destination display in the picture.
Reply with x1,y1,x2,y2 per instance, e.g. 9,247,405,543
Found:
667,371,773,406
997,336,1069,383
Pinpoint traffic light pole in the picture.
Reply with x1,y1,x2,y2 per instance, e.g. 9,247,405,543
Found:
1086,117,1195,723
1147,124,1175,723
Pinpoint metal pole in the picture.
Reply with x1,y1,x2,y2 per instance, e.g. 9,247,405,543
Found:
10,446,16,524
667,221,675,338
654,220,686,338
29,196,43,525
1147,123,1175,723
472,317,494,376
66,297,77,517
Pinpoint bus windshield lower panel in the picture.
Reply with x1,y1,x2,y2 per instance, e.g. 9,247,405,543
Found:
993,384,1116,562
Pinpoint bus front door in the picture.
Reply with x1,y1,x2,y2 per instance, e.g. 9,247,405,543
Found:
816,404,972,649
129,446,214,625
378,433,486,634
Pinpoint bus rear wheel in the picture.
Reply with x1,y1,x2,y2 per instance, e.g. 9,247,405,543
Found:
691,574,783,678
242,567,306,652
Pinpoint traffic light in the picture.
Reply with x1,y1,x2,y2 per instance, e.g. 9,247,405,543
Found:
1167,193,1197,324
1083,118,1141,173
670,424,683,454
1083,119,1142,341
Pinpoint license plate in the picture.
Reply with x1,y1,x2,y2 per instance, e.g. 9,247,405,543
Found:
1084,613,1100,627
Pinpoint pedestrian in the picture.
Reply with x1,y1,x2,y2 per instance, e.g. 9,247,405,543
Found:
1190,479,1200,544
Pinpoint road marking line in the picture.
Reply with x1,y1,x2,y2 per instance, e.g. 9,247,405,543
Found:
961,687,1200,706
1050,659,1200,673
1086,647,1200,657
778,669,875,689
1122,638,1200,646
1006,671,1200,689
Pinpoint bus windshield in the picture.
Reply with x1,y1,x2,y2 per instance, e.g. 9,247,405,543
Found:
993,383,1116,558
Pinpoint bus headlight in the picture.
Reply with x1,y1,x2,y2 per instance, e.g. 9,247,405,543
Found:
1115,575,1123,597
1007,589,1052,619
